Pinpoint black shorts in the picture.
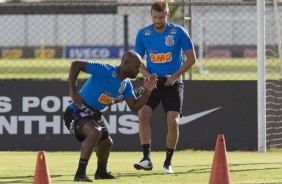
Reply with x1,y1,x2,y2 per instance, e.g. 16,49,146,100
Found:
63,106,109,142
147,77,184,115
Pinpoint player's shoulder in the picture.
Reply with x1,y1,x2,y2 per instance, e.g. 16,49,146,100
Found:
137,24,153,36
87,61,114,68
167,23,186,32
87,62,117,72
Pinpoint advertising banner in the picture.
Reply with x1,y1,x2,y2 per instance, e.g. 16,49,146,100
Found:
0,80,257,151
65,46,133,59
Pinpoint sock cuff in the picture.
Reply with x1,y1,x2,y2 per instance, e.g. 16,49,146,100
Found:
79,158,89,165
167,148,175,152
142,144,151,149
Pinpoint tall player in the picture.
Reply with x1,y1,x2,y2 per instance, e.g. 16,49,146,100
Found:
133,0,196,174
64,51,157,182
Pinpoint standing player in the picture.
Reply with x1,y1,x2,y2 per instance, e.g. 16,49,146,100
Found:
133,0,196,174
64,51,157,182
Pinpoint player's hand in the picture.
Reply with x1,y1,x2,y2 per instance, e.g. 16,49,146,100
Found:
143,74,158,93
70,91,83,108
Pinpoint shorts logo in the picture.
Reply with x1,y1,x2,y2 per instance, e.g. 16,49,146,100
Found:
149,52,172,63
165,35,174,46
98,94,114,104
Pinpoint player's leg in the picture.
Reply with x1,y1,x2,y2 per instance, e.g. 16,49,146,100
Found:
166,112,180,149
75,119,102,182
134,88,161,171
80,119,102,159
134,105,153,171
94,137,116,179
139,105,153,150
64,107,102,182
163,111,180,174
162,81,183,174
93,116,116,179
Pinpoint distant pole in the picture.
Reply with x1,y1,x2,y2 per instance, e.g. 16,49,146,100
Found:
124,15,129,52
257,0,266,152
188,0,193,80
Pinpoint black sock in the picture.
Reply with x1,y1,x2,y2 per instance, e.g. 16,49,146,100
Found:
97,163,107,174
75,158,88,176
142,144,151,160
164,148,174,166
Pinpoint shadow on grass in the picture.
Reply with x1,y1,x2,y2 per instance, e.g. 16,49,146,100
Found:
116,162,282,178
116,167,211,178
0,175,63,184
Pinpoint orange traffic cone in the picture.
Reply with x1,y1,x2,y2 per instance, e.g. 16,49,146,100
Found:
34,151,52,184
209,134,231,184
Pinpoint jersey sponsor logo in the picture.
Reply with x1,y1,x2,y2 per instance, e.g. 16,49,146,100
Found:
149,52,172,63
165,35,174,46
169,28,177,34
98,94,114,104
144,30,151,35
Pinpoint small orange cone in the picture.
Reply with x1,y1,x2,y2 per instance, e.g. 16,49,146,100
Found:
209,134,231,184
34,151,52,184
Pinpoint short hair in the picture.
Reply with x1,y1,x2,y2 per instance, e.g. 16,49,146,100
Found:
151,0,169,14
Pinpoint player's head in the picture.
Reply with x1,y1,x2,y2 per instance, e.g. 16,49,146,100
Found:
120,51,142,79
151,0,170,30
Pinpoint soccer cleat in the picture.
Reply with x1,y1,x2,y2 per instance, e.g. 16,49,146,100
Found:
74,174,93,182
134,159,153,171
94,171,116,179
163,165,174,174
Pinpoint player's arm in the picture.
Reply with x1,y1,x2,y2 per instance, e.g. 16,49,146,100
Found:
125,74,157,112
173,49,196,78
69,61,87,108
166,49,196,86
140,62,151,79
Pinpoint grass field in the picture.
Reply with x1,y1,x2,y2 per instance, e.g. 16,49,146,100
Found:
1,58,276,80
0,150,282,184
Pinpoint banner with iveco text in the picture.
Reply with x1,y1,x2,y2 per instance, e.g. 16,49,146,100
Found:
0,80,257,151
65,46,133,59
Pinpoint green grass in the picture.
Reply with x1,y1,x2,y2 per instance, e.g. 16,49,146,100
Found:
0,58,268,80
0,150,282,184
0,58,280,80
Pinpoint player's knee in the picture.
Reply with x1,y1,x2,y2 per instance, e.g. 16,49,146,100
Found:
167,120,179,130
87,126,102,140
107,137,113,148
168,124,178,131
138,113,150,124
101,137,113,149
